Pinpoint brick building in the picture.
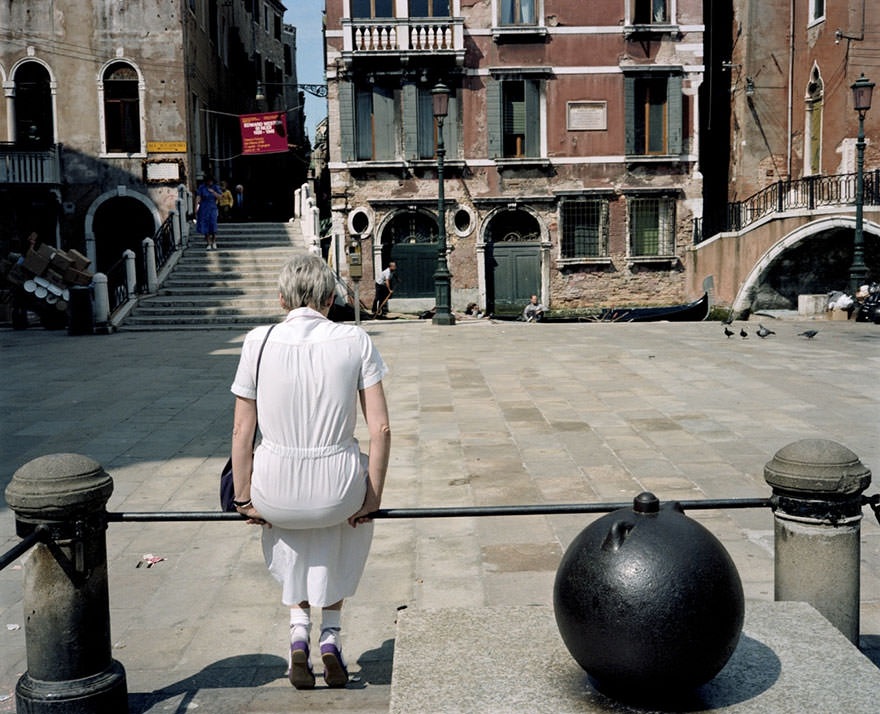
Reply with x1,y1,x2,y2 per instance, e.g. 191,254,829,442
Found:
0,0,303,276
324,0,705,315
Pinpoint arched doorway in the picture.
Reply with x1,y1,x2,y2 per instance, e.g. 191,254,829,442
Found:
381,210,438,298
92,197,155,289
14,61,53,148
484,209,542,315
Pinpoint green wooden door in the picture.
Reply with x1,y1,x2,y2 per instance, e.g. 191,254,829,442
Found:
488,243,540,315
389,243,438,298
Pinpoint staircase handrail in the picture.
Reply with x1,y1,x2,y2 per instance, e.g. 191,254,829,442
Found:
152,214,177,272
105,255,130,315
695,168,880,243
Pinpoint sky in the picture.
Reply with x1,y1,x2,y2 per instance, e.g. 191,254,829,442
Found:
284,0,328,143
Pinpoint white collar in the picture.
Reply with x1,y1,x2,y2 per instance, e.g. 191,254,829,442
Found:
284,306,326,322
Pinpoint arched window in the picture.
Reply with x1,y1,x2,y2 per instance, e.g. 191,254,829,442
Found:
103,62,141,154
14,61,53,148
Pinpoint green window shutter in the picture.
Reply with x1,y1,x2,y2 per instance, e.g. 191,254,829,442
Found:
666,74,683,155
338,80,355,162
624,76,635,155
373,85,396,160
524,79,540,157
418,87,434,159
444,92,458,160
487,78,501,159
355,86,373,160
403,83,419,161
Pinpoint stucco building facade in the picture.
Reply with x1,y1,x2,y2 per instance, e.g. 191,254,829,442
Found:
0,0,302,277
325,0,705,314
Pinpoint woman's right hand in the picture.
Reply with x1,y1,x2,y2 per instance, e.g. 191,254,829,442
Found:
237,503,270,527
348,491,381,527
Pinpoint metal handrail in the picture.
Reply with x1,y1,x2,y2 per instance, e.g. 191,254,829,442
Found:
152,214,176,273
105,255,130,314
695,168,880,243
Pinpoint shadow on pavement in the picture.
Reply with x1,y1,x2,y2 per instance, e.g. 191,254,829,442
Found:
128,653,286,713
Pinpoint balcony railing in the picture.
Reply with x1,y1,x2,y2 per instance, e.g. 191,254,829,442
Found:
342,17,464,56
0,143,61,184
694,170,880,243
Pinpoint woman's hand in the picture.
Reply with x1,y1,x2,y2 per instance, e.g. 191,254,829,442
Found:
237,503,270,527
348,490,381,527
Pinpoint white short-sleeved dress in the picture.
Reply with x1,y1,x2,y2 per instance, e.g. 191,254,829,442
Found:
231,307,388,607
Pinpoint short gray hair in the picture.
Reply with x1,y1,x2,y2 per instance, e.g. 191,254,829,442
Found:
279,254,336,310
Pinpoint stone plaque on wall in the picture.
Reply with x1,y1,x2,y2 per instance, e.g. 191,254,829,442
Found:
567,101,607,131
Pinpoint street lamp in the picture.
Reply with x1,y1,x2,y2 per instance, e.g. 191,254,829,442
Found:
849,73,874,296
431,81,455,325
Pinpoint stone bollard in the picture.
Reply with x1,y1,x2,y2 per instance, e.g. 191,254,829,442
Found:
123,249,136,296
764,439,872,644
92,272,110,325
142,237,157,293
5,454,128,713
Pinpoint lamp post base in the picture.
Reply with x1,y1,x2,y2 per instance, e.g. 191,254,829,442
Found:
432,311,456,326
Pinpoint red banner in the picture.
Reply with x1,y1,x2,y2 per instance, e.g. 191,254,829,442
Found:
240,112,288,155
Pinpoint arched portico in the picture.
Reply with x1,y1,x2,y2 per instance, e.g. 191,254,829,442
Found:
84,187,161,268
732,216,880,314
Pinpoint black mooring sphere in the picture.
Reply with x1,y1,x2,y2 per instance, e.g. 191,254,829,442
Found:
553,492,744,695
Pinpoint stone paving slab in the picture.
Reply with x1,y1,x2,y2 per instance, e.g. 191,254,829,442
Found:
390,602,880,714
0,318,878,713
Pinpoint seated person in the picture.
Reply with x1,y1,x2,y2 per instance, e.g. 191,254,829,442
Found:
522,294,547,322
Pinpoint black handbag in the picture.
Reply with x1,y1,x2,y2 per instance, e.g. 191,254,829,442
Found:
220,324,277,511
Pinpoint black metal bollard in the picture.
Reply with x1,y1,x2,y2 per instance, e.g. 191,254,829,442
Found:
5,454,128,713
553,492,744,698
764,439,872,644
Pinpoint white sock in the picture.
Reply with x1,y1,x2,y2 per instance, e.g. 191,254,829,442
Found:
320,610,342,647
290,607,311,642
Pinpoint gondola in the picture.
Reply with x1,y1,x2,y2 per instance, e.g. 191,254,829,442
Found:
595,292,710,323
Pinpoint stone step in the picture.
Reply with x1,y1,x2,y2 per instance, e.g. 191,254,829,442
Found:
123,222,309,331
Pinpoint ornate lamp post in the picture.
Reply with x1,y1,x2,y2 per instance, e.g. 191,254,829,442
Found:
432,81,455,325
849,73,874,296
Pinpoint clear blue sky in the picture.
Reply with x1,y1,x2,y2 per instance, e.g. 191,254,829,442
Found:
284,0,327,142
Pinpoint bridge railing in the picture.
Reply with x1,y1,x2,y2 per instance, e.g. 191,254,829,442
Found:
695,169,880,243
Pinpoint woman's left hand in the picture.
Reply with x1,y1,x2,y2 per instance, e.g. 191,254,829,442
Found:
348,491,381,527
236,503,270,527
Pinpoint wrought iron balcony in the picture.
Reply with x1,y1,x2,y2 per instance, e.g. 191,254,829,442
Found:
0,143,61,184
341,16,465,64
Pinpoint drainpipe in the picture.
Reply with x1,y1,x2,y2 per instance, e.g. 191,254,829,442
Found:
786,0,794,179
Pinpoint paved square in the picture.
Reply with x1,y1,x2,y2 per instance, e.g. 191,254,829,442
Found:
1,318,878,712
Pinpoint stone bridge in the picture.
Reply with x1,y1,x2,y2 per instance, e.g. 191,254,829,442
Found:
685,172,880,314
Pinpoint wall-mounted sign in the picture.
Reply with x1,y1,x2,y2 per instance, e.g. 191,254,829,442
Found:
240,112,288,155
147,141,187,153
567,101,607,131
143,159,186,184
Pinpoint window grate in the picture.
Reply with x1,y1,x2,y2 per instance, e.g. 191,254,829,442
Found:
560,200,607,257
629,198,674,255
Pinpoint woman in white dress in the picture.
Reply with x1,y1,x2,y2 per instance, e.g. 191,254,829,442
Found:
229,254,391,689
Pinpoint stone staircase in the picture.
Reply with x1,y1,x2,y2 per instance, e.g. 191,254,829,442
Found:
122,222,308,331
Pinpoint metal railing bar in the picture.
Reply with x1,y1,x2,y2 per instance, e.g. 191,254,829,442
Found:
105,497,772,523
0,525,48,571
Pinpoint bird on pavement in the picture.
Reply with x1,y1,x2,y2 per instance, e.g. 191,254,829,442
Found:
798,329,819,339
724,326,734,338
740,327,748,338
756,324,775,338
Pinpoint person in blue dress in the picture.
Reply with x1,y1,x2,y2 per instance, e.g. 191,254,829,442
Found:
195,175,222,250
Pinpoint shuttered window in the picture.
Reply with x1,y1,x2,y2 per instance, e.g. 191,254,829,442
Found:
500,0,536,25
488,78,541,159
624,73,682,156
347,83,398,161
402,84,458,160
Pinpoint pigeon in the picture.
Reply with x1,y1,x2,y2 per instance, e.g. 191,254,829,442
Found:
740,327,748,338
724,326,734,338
756,324,775,338
798,329,819,339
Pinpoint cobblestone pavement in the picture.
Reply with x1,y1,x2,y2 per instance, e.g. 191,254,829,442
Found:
1,318,878,712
